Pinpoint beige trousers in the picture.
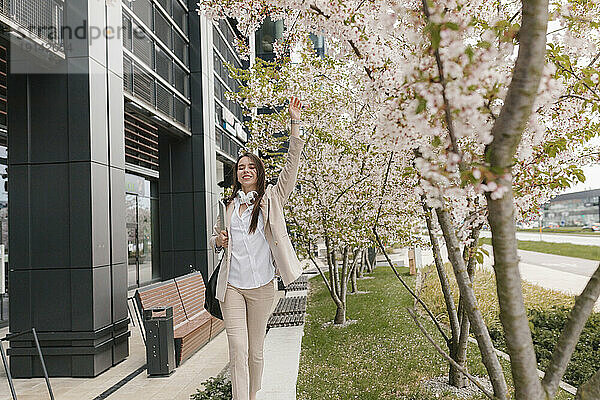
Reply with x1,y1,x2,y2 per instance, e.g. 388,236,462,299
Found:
219,278,276,400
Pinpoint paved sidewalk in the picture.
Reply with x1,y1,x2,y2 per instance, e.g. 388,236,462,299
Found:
0,309,229,400
255,261,313,400
256,325,304,400
0,264,314,400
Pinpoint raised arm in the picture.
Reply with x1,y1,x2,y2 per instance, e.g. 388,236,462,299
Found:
273,96,305,204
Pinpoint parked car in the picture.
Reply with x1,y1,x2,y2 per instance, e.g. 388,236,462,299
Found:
582,223,600,232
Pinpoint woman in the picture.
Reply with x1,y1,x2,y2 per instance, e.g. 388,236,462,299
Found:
210,96,305,400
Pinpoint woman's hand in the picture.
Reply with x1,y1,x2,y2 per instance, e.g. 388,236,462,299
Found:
216,230,228,248
289,96,303,120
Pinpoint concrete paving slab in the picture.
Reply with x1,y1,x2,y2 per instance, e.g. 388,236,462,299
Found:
0,315,230,400
256,325,304,400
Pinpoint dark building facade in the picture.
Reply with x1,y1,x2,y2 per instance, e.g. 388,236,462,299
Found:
1,0,247,378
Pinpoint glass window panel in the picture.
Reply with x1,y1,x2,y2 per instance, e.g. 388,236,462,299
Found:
122,15,132,50
153,9,172,47
133,0,153,28
172,1,187,34
132,25,153,67
155,46,172,82
173,32,188,64
173,63,186,94
156,0,171,13
137,196,153,285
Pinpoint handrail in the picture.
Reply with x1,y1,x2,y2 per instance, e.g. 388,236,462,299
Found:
1,327,55,400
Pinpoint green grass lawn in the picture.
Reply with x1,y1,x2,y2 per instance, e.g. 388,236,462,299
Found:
297,266,574,400
479,238,600,261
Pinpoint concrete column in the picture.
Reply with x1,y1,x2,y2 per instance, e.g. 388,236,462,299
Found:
7,0,129,377
158,7,218,281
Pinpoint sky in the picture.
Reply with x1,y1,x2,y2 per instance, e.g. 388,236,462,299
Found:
563,164,600,194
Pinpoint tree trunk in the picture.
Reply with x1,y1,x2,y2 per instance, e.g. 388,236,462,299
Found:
334,304,346,325
423,202,466,388
542,263,600,397
576,368,600,400
357,249,365,278
350,262,357,293
323,236,344,312
483,0,549,398
454,224,482,389
340,246,350,313
449,364,469,388
436,207,508,399
367,247,375,272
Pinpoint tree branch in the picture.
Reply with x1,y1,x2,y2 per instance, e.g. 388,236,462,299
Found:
436,207,508,398
422,200,461,350
576,367,600,399
407,308,496,400
542,263,600,398
421,0,460,156
307,240,335,298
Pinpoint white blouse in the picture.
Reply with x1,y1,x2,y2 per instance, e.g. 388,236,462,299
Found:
227,197,275,289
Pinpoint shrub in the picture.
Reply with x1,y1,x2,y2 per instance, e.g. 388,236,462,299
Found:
419,263,600,387
528,306,600,387
190,375,232,400
419,263,575,332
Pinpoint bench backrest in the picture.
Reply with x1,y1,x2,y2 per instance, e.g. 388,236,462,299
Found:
175,272,207,320
135,279,188,330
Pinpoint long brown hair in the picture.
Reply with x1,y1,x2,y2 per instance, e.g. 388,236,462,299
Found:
226,152,266,234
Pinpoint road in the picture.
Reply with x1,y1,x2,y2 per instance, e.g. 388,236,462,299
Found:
480,230,600,246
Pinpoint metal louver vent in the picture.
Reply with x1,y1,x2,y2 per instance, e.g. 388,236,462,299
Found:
125,111,159,171
132,25,152,66
174,97,188,127
155,47,171,82
133,64,154,105
156,82,173,116
122,14,132,50
1,0,64,50
123,55,133,93
0,44,6,129
154,9,172,47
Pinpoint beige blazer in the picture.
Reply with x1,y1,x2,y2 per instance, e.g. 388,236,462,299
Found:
210,135,306,302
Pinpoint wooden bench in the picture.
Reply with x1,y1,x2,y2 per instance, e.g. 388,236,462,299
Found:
135,272,223,367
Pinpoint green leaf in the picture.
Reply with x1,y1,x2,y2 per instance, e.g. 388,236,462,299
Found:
416,97,427,114
465,45,474,62
445,22,459,31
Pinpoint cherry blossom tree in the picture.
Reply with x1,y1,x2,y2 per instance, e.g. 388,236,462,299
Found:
227,46,422,325
198,0,600,397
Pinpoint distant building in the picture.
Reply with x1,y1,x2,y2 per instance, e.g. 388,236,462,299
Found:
542,189,600,227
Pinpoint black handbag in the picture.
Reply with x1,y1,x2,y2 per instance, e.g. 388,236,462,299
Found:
204,253,224,320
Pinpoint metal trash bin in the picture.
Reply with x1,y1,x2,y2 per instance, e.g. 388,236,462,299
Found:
143,306,176,376
277,276,286,291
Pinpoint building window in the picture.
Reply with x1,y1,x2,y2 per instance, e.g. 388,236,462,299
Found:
255,17,283,60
